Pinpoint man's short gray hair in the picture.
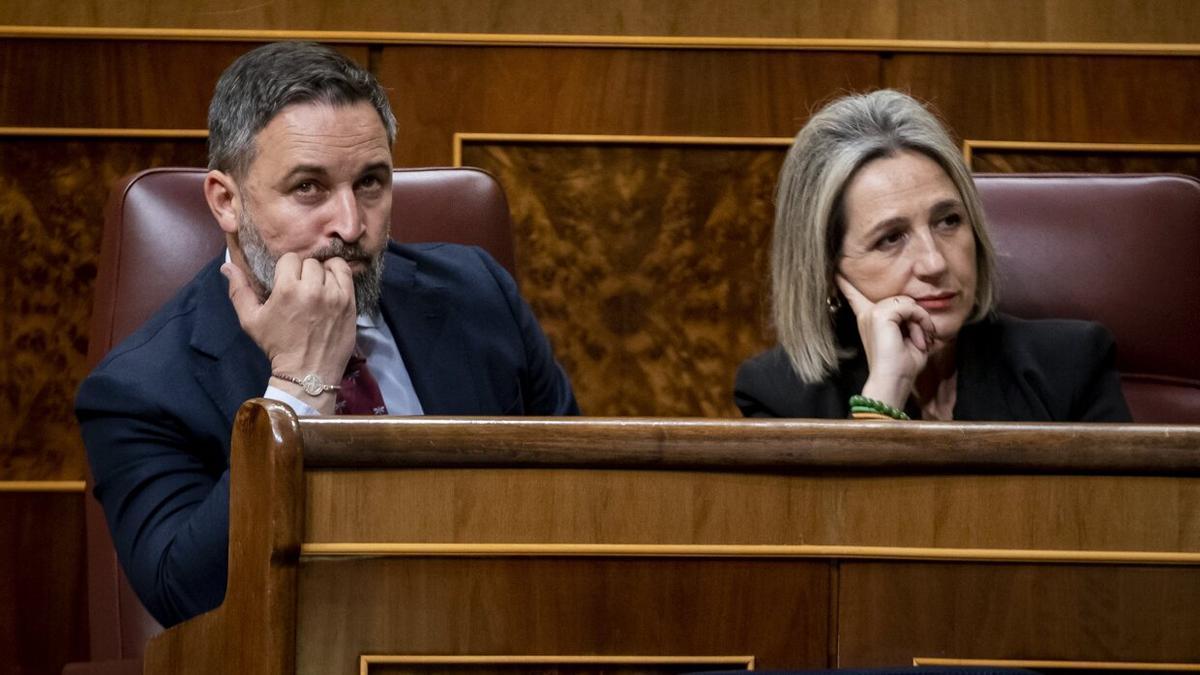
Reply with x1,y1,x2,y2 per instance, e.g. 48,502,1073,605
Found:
207,41,398,178
772,89,998,383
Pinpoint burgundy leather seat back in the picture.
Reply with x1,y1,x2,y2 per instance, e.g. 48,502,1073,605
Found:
90,166,515,360
975,174,1200,424
80,166,515,666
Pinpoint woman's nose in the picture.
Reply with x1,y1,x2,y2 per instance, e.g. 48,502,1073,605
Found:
911,228,949,278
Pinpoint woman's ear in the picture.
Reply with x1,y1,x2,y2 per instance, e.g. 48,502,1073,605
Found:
203,170,240,235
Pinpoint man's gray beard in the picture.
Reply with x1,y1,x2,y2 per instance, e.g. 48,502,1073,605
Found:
237,208,385,317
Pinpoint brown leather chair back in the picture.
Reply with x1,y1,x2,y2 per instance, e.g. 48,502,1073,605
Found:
975,173,1200,423
77,166,516,667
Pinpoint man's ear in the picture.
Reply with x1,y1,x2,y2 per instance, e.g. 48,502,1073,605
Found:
204,170,240,235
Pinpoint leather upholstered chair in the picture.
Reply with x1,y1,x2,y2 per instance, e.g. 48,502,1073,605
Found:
975,173,1200,424
67,166,516,674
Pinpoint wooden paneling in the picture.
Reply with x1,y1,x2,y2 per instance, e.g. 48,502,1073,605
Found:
3,1,1199,43
381,46,880,166
0,37,1197,466
887,53,1200,144
969,145,1200,180
0,135,207,481
363,656,753,675
296,558,829,673
0,28,1194,675
461,140,782,416
305,467,1200,552
143,402,1200,673
0,40,369,129
837,561,1200,666
0,489,88,674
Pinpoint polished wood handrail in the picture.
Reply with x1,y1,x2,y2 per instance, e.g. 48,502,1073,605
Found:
298,415,1200,475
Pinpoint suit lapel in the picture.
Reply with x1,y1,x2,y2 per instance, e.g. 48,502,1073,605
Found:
378,246,482,414
188,261,271,434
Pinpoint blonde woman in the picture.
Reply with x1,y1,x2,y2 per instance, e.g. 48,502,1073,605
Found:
735,90,1130,421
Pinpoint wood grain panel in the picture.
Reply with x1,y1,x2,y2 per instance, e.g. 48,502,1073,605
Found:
969,146,1200,180
3,1,1199,43
381,46,879,166
898,0,1200,44
295,558,829,674
461,140,783,416
837,561,1200,666
0,135,207,480
887,54,1200,144
363,656,753,675
0,40,369,128
0,490,88,674
304,468,1200,553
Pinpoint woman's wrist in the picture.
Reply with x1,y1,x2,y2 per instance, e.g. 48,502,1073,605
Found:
849,394,911,421
860,375,913,410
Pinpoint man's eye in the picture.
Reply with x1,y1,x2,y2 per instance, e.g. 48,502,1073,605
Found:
294,181,317,194
357,175,384,191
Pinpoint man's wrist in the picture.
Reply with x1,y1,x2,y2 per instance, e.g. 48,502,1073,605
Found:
270,371,340,397
268,375,338,415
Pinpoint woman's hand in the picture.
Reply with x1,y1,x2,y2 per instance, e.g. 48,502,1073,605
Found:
836,274,937,409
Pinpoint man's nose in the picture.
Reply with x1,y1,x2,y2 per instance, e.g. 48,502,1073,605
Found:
327,186,364,241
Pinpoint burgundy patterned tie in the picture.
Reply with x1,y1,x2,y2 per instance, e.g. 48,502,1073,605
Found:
335,351,389,415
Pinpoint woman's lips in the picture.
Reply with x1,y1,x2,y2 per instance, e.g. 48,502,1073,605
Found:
915,292,957,311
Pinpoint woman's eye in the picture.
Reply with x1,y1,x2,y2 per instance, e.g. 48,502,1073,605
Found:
875,231,905,249
938,213,963,229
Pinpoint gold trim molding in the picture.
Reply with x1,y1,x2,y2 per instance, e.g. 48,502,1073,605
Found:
0,126,207,138
453,131,792,166
963,139,1200,166
916,657,1200,671
0,480,86,493
301,542,1200,565
3,25,1199,57
360,654,755,675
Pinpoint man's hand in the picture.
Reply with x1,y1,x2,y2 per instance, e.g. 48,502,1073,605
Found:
836,274,936,409
222,253,357,414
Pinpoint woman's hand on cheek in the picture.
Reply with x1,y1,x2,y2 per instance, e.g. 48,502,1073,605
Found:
835,274,937,409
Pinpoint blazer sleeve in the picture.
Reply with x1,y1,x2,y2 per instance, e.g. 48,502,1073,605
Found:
473,247,580,416
734,351,786,418
734,347,849,419
76,367,231,628
1069,322,1133,422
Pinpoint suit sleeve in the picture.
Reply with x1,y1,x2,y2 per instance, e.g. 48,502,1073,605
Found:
76,369,230,628
473,247,580,415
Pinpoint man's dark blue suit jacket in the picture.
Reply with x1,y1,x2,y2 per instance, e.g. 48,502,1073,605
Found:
76,241,578,627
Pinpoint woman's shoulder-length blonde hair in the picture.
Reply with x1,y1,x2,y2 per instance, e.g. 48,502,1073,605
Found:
772,89,998,383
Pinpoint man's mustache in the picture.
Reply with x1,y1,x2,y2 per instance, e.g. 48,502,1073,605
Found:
310,240,376,266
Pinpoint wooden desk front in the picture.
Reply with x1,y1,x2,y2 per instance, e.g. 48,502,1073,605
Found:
145,401,1200,674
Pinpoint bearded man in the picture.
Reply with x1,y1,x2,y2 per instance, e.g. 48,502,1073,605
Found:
75,42,578,628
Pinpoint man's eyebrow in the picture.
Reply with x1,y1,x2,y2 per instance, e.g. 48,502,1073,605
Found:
361,161,392,176
280,165,330,182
